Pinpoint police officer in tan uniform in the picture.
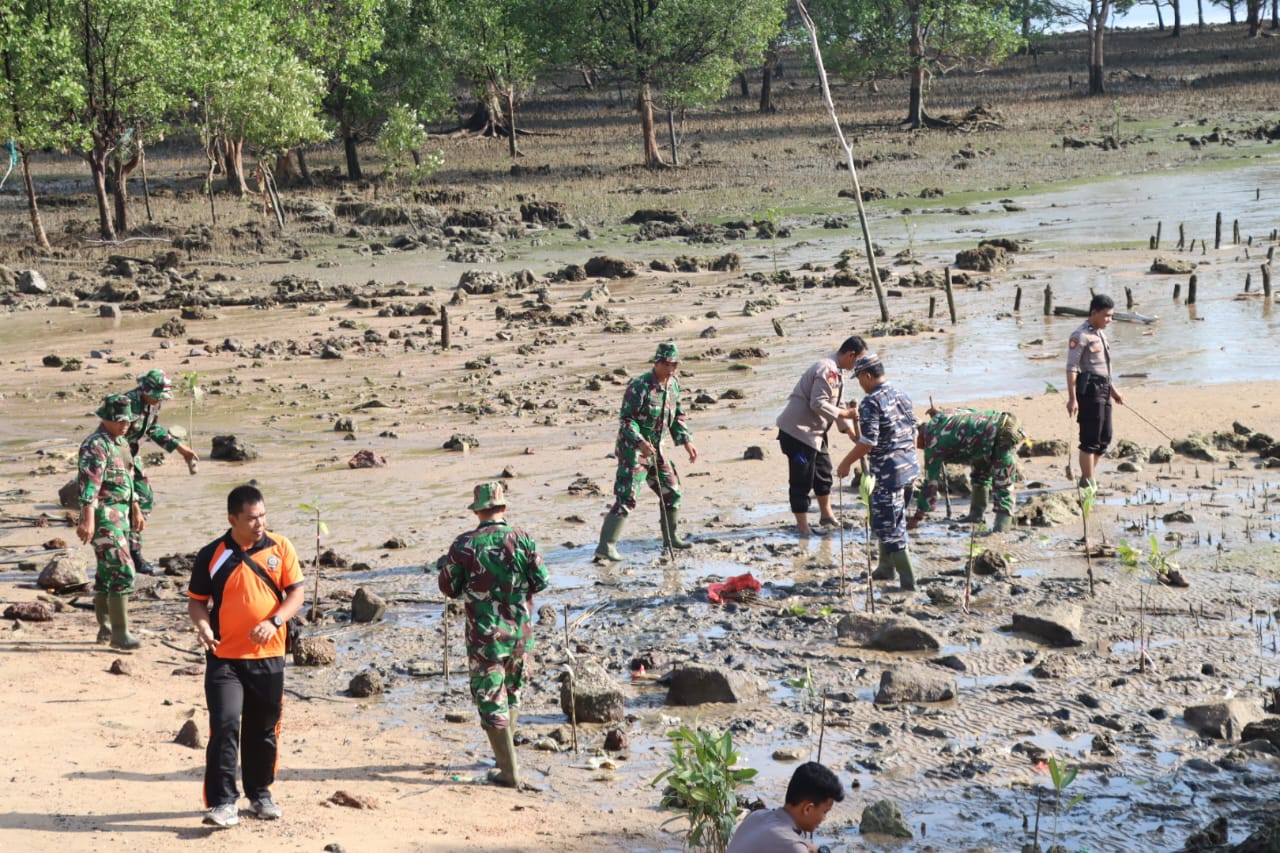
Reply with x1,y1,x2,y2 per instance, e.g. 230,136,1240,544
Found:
1066,294,1124,487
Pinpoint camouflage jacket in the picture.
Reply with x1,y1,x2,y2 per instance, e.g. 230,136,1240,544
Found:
917,408,1003,512
616,370,691,454
437,520,549,659
123,387,181,455
77,428,135,506
857,381,919,487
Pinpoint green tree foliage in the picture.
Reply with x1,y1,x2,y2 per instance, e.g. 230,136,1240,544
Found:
805,0,1023,127
273,0,386,181
564,0,786,167
65,0,187,239
0,0,85,247
376,103,443,182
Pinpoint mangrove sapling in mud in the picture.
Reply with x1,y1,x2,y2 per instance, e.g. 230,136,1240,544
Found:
1046,756,1085,850
180,371,202,446
298,500,330,623
860,472,877,613
1078,480,1098,597
652,725,758,853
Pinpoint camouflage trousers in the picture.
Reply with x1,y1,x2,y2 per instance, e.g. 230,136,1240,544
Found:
131,459,154,552
870,482,910,554
91,503,136,595
468,649,526,729
973,414,1023,516
608,448,681,518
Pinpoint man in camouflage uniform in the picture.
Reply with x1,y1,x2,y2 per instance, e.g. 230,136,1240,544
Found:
123,369,199,574
837,354,920,590
76,394,143,649
910,408,1024,533
437,482,548,789
593,342,699,562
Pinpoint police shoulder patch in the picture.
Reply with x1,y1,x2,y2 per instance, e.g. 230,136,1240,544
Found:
1068,338,1079,349
826,369,839,383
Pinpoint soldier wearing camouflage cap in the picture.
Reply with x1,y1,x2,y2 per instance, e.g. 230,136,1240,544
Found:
593,342,700,562
437,482,548,790
120,368,200,574
836,354,921,590
76,394,144,649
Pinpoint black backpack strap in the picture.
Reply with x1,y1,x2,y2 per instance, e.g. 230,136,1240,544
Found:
239,550,286,603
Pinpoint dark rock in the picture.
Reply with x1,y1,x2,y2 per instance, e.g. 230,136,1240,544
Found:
175,719,203,748
836,612,941,652
1031,655,1072,679
293,636,337,667
99,304,122,318
1150,257,1195,274
152,316,186,338
1183,699,1264,739
209,435,259,461
327,790,377,809
860,799,913,839
624,209,687,225
334,417,355,432
537,604,557,626
661,663,763,706
443,433,479,451
603,728,628,751
1231,816,1280,853
1149,445,1174,464
1162,509,1194,523
1240,718,1280,749
1091,733,1119,756
348,669,385,697
351,588,387,623
1172,436,1217,462
38,552,88,592
1015,492,1079,527
561,659,625,723
4,602,54,621
873,663,957,705
1008,602,1086,646
1183,816,1229,851
347,449,387,468
17,269,49,294
969,550,1007,576
584,256,637,279
1018,439,1071,458
954,244,1009,272
58,478,79,508
933,655,967,672
109,659,132,675
457,268,510,295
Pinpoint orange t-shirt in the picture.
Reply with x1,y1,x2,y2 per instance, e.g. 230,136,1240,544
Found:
188,532,304,660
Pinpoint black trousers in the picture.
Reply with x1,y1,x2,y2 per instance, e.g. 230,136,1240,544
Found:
204,654,285,807
1075,373,1113,455
778,430,832,513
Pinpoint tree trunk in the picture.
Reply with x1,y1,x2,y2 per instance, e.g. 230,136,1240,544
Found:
637,81,664,168
1153,0,1164,29
906,18,926,127
1087,0,1110,96
225,137,247,196
737,70,749,98
1197,0,1204,27
275,150,299,187
20,150,50,251
109,156,129,235
759,48,777,113
667,108,679,167
85,148,115,241
505,88,518,158
1171,0,1182,36
342,120,362,181
296,148,314,186
1246,0,1263,33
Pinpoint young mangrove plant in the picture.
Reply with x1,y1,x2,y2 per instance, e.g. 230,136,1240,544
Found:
1078,480,1098,597
652,724,758,853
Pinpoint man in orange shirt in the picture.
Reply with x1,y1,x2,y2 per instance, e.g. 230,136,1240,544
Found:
187,485,306,828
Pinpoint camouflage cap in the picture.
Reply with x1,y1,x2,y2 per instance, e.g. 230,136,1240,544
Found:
137,368,173,400
651,341,679,363
852,352,883,376
468,481,507,511
96,393,138,423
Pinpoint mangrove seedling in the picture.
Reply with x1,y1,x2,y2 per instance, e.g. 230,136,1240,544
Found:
179,371,202,442
1047,756,1085,846
860,471,877,613
298,500,330,622
652,724,758,853
1078,480,1098,597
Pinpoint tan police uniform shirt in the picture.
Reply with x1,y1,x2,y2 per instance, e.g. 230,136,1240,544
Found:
1066,321,1111,378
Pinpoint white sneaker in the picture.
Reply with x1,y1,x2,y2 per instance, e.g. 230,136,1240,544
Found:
203,802,239,827
251,796,282,820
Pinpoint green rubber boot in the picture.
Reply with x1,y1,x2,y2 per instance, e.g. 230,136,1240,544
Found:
992,512,1013,533
106,594,141,650
890,549,916,591
484,724,520,788
871,543,895,580
661,506,691,550
593,515,626,563
963,483,990,524
93,593,111,644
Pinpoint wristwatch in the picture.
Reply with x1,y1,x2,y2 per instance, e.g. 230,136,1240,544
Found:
270,615,284,629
